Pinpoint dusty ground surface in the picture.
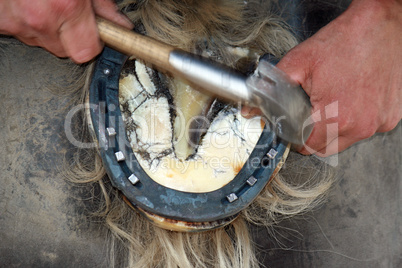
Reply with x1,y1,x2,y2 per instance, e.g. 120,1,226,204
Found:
0,1,401,267
0,38,108,267
253,127,401,268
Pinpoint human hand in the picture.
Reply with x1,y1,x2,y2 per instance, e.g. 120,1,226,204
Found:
244,0,401,156
0,0,133,63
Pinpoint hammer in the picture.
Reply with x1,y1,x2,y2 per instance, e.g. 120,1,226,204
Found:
96,17,313,145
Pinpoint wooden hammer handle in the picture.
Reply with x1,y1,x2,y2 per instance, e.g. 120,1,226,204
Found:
96,17,174,71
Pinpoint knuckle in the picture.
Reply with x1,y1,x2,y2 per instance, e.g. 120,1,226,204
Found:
359,126,376,139
72,45,101,63
23,9,47,32
6,23,24,36
338,112,377,140
358,118,377,140
51,0,83,18
338,113,354,134
380,117,400,133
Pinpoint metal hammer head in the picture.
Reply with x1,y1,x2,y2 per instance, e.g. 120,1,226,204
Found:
246,60,314,145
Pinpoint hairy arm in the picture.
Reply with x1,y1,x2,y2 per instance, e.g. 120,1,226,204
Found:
0,0,133,63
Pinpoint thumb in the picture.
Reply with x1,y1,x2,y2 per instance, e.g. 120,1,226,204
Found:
92,0,134,29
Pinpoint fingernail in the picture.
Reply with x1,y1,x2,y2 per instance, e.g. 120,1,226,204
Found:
241,107,250,117
119,14,134,29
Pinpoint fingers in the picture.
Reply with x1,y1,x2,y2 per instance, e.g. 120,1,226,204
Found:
92,0,134,29
298,120,340,156
18,35,68,58
240,106,261,119
297,101,338,155
298,109,379,157
59,0,133,63
58,2,102,63
1,0,134,63
6,0,74,59
377,104,402,133
299,131,357,157
315,135,364,157
275,43,314,94
274,0,401,157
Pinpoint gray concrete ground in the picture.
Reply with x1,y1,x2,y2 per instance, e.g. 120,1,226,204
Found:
0,2,401,266
0,39,108,267
254,126,401,268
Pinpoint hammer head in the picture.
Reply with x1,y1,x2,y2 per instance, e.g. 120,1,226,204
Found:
168,50,313,145
246,60,313,145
